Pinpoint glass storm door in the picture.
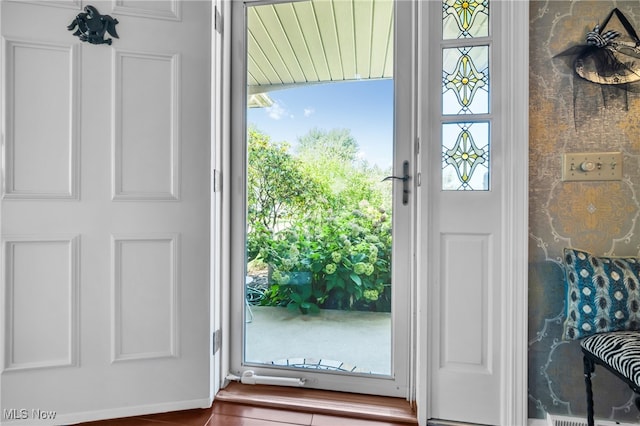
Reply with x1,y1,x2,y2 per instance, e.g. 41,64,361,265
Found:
230,0,414,397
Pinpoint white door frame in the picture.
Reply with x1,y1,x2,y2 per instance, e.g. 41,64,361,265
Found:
224,0,415,398
211,0,229,400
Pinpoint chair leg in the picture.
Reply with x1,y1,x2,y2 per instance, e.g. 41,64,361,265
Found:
583,355,595,426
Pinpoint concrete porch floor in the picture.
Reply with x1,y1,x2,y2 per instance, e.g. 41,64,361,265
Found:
245,306,392,376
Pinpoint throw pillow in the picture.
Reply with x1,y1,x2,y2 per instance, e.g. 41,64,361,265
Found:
563,248,640,340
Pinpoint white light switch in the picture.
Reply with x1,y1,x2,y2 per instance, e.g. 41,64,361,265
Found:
562,152,623,181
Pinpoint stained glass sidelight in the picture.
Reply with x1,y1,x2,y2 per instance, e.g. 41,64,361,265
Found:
441,0,490,191
442,122,489,191
442,0,489,39
442,46,488,115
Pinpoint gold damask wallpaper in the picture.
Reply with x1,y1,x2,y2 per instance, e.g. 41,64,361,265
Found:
530,1,640,421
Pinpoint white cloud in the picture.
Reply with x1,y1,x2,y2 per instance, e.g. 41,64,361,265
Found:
266,101,288,120
304,107,315,117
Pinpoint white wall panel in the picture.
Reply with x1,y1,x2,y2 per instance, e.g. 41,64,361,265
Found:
112,50,180,201
3,39,79,199
112,234,179,362
3,236,79,370
439,233,492,374
113,0,181,21
6,1,80,9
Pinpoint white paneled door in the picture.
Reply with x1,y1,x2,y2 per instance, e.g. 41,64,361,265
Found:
418,1,529,425
0,1,212,424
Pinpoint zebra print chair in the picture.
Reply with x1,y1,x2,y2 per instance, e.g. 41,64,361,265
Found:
581,332,640,426
562,248,640,426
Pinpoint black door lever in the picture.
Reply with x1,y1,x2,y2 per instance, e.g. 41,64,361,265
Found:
382,160,410,205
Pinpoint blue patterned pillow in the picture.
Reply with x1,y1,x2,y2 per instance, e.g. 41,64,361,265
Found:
563,248,640,340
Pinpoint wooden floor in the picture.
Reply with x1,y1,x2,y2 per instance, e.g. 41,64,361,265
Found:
77,382,418,426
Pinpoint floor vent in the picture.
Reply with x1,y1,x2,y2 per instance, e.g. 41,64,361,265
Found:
547,413,636,426
546,415,587,426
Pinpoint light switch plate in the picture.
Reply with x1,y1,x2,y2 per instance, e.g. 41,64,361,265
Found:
562,152,623,181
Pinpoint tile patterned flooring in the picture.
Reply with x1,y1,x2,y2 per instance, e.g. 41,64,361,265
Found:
77,401,413,425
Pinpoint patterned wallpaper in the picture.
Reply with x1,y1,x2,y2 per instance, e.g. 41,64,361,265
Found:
529,1,640,421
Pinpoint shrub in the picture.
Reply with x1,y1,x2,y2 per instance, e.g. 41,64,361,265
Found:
259,200,392,313
247,126,393,314
246,127,330,260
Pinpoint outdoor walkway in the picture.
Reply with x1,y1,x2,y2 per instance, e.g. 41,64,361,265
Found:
245,306,392,376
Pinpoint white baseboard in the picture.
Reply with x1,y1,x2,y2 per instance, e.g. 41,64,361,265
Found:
0,398,213,426
544,413,637,426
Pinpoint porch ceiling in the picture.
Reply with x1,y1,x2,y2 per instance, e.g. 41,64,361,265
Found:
247,0,394,95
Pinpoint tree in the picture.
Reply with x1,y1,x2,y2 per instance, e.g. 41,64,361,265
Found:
296,128,359,163
248,126,395,313
247,127,329,259
295,128,390,211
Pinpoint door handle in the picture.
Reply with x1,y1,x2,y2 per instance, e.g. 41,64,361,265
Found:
382,160,410,205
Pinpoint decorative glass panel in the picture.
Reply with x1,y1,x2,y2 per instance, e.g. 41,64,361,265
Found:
442,122,489,191
442,46,489,115
442,0,489,39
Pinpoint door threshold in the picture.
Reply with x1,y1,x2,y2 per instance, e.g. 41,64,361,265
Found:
215,381,417,424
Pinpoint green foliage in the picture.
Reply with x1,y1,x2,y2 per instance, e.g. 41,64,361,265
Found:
247,126,392,314
246,127,330,259
258,200,392,313
297,127,359,163
296,128,391,212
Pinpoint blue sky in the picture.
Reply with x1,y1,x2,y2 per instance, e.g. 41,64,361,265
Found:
247,79,394,169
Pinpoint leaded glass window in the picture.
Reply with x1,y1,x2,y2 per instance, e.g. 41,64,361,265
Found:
442,122,489,191
442,46,488,115
441,0,490,191
442,0,489,39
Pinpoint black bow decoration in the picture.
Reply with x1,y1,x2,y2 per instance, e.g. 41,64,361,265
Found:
553,8,640,127
554,8,640,86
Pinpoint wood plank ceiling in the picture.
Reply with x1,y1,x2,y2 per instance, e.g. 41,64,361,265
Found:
247,0,394,95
